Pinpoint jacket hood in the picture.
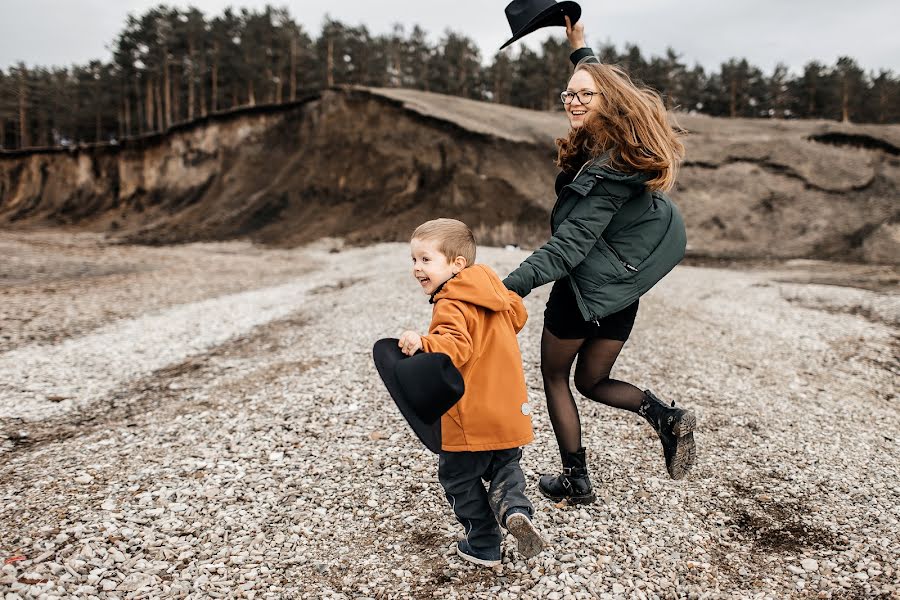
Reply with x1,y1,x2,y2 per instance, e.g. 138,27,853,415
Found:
573,151,653,186
432,264,511,312
588,158,653,185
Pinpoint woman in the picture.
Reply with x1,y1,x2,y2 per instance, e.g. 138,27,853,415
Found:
502,17,696,504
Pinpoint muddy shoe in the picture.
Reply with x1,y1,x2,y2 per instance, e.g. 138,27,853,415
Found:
538,447,596,504
639,390,697,480
455,540,501,567
505,512,546,559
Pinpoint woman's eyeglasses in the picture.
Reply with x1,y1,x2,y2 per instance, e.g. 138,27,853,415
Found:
560,90,596,105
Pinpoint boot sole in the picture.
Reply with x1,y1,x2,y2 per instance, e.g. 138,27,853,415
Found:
505,513,546,559
672,410,696,437
668,410,697,480
538,486,597,505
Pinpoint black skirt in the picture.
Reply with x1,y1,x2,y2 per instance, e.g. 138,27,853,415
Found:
543,279,639,341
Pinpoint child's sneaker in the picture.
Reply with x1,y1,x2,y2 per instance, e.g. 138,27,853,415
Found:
455,540,501,567
505,511,546,559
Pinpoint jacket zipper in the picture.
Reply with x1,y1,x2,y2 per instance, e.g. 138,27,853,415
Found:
573,158,593,181
551,159,597,226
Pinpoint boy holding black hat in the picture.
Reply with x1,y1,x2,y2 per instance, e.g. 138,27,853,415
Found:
397,218,545,567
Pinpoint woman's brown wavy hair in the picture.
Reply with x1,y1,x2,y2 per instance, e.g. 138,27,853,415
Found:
556,61,685,192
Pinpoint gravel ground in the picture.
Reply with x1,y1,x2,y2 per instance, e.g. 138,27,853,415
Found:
0,232,315,354
1,232,898,599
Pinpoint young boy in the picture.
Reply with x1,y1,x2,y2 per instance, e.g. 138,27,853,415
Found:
398,218,545,567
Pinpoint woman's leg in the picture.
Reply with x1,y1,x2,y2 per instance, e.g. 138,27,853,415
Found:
573,337,697,479
539,327,596,503
540,327,585,454
572,338,645,411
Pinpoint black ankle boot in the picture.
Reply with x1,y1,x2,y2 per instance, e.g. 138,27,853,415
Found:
539,447,596,504
639,390,696,480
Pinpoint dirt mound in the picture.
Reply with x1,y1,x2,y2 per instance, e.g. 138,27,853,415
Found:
0,87,897,263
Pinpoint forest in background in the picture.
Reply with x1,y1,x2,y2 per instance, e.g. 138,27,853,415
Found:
1,4,898,150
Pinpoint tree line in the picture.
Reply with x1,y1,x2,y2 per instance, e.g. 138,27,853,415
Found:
1,4,897,150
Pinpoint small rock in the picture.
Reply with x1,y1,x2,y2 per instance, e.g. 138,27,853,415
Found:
802,558,819,572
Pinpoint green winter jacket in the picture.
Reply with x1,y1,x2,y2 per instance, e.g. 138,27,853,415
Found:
502,48,687,322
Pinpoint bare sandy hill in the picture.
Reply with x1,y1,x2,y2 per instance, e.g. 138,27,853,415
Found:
0,87,897,263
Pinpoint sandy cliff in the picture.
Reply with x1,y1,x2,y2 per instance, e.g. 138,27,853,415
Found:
1,87,897,262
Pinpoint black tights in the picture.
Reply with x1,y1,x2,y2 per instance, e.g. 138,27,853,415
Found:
540,327,646,454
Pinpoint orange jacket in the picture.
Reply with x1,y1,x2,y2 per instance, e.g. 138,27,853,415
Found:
420,264,533,452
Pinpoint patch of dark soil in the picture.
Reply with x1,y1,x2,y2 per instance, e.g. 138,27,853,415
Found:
681,255,795,269
0,262,148,288
402,521,504,596
309,277,368,295
410,529,444,549
235,192,289,236
829,587,891,600
724,481,841,554
808,132,900,156
782,293,899,330
687,155,875,193
773,272,900,294
682,254,900,293
731,508,837,552
844,222,888,250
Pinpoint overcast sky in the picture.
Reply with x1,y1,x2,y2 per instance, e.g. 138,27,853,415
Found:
1,0,898,75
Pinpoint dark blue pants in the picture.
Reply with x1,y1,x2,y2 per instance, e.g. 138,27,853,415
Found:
438,447,533,552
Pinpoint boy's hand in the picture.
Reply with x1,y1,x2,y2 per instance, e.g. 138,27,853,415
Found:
565,15,586,50
398,331,423,356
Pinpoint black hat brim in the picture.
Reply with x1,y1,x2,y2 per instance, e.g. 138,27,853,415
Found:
500,1,582,50
372,338,443,454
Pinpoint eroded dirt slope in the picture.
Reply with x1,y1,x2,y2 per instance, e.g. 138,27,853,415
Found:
1,88,897,262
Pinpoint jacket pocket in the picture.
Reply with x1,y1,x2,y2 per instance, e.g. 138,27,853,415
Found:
445,404,464,430
604,240,640,273
594,239,635,282
574,242,634,299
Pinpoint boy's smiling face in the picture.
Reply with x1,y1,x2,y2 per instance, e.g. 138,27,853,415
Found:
410,237,462,295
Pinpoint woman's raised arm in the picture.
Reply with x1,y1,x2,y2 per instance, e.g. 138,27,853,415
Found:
564,15,586,51
565,15,598,65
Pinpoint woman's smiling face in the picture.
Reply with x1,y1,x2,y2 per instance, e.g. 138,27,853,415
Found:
564,69,600,129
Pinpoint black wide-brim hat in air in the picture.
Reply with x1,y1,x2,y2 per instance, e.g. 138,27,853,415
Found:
372,338,465,454
500,0,582,50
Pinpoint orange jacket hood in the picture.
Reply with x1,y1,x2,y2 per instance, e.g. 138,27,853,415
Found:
433,264,518,315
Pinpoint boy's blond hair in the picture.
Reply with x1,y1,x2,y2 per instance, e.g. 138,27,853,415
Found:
411,218,476,267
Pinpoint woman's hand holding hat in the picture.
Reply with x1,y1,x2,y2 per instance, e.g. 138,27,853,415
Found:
565,15,585,50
